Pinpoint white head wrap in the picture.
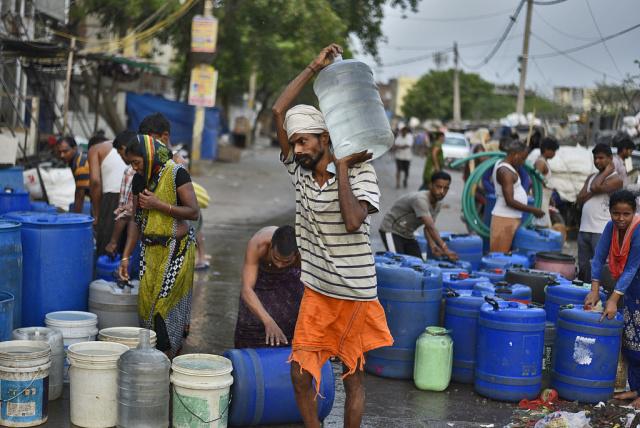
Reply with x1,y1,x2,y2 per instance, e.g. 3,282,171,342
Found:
283,104,328,139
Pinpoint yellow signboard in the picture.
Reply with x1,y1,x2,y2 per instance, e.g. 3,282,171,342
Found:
188,65,218,107
191,15,218,53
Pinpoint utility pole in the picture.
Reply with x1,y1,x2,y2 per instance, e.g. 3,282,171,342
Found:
62,37,76,135
452,41,461,125
516,0,533,116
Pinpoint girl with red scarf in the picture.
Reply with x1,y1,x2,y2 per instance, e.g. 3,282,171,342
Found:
585,189,640,407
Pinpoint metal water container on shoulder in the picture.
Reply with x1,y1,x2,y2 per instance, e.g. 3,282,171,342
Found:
444,289,495,383
414,326,453,391
313,55,393,159
473,281,532,303
117,329,170,427
475,298,546,401
552,307,623,403
366,263,442,379
2,212,94,326
0,220,21,328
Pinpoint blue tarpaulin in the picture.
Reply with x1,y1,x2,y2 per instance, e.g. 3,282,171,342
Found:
126,92,220,160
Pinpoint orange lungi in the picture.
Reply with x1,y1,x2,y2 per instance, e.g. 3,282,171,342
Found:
289,287,393,394
490,215,521,253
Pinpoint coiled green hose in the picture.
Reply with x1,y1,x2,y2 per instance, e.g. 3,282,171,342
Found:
450,152,544,238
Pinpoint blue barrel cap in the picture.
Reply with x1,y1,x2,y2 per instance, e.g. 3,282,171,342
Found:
480,299,546,322
558,306,623,327
3,211,93,226
0,219,20,230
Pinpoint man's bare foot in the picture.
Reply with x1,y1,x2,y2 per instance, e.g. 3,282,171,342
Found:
630,396,640,409
614,390,638,400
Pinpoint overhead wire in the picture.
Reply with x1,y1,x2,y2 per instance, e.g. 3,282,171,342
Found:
533,0,569,5
387,7,513,23
584,0,623,77
533,9,595,41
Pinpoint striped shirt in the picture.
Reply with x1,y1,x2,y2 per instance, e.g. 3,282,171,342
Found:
283,152,380,301
70,151,90,191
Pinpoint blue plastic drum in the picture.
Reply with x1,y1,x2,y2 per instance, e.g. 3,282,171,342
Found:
0,191,30,215
481,252,530,270
473,268,506,284
426,232,483,270
0,220,22,327
474,281,532,303
513,226,563,264
544,282,605,323
442,272,490,292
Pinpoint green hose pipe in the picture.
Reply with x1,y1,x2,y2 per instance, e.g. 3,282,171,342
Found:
455,153,544,238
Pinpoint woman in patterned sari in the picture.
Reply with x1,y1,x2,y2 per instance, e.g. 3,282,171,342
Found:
118,134,200,358
585,190,640,407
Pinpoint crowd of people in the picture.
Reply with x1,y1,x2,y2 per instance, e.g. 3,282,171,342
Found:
51,41,640,424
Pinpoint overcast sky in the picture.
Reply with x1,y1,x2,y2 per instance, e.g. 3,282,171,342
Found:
352,0,639,96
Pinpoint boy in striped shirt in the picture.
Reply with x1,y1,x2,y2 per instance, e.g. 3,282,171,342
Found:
272,43,392,428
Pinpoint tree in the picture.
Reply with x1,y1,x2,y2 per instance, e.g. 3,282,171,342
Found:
402,69,566,121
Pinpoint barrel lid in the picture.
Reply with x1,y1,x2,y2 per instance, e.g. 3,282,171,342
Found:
558,306,623,327
172,354,233,376
536,251,575,262
480,300,546,322
3,211,93,225
0,220,20,230
45,311,98,326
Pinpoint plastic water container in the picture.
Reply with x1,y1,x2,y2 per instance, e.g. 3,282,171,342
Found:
0,190,30,214
0,220,22,327
0,340,51,427
425,258,472,275
427,232,483,270
313,55,393,159
118,329,170,428
375,251,423,266
513,226,563,263
505,268,563,304
2,212,94,326
0,166,25,191
99,327,157,349
67,341,129,428
474,268,506,284
544,282,605,323
444,289,495,384
0,291,13,340
89,279,139,329
480,252,530,270
442,272,490,292
366,263,442,379
29,201,58,213
45,311,98,383
12,327,64,401
542,322,556,390
473,281,532,303
223,347,333,426
96,254,121,281
475,298,546,401
552,307,623,403
414,326,453,391
68,200,92,215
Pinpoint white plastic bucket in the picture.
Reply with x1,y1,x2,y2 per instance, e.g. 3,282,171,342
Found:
67,341,129,428
12,327,65,401
171,354,234,428
45,311,98,383
98,327,157,349
0,340,52,427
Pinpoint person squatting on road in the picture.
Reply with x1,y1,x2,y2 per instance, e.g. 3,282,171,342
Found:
490,138,544,252
272,43,393,428
379,171,458,261
585,190,640,408
234,225,304,349
118,134,200,358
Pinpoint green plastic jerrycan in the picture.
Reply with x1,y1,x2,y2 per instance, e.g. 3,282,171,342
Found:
414,326,453,391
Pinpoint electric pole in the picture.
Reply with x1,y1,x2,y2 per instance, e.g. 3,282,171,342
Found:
516,0,533,115
453,41,461,125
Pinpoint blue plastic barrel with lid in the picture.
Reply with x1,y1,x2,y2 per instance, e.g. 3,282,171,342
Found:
425,258,472,275
481,252,531,270
366,263,442,379
0,220,22,327
224,347,335,426
544,282,605,323
444,289,495,383
0,166,24,191
30,201,58,213
96,254,121,281
425,232,483,270
0,191,30,215
374,251,423,266
474,281,532,303
475,298,546,401
442,272,490,291
551,307,623,403
2,212,94,326
473,268,506,284
513,226,563,264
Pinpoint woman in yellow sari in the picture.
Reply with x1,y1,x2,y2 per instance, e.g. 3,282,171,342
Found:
118,134,200,357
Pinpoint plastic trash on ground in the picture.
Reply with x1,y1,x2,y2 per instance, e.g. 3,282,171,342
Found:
533,411,591,428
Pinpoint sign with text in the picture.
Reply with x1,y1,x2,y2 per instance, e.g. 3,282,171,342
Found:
191,15,218,53
188,65,218,107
